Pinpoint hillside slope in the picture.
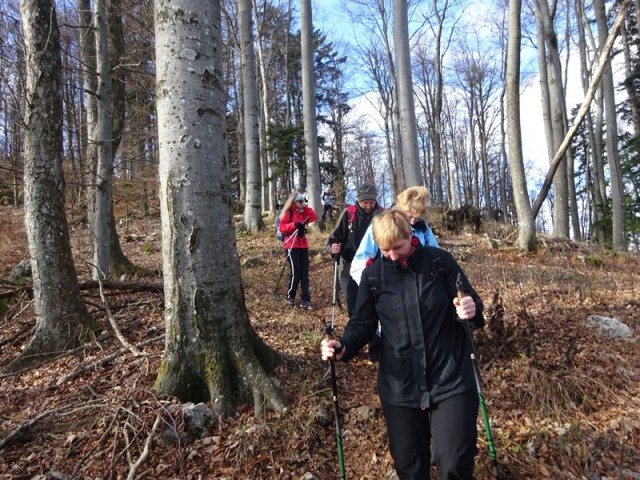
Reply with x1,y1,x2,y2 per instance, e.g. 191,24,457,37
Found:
0,205,639,479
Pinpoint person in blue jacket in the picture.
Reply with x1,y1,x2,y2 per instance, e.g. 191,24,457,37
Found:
349,186,439,361
350,185,438,285
321,210,484,480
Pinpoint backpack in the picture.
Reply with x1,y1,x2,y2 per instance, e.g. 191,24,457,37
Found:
276,210,293,242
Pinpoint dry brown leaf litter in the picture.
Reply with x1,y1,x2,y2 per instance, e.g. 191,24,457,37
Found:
0,204,639,479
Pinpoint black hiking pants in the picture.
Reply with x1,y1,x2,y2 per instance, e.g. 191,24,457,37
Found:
338,260,358,316
286,248,310,302
381,390,478,480
322,204,333,220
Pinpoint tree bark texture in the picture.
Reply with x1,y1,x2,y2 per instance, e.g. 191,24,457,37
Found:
534,0,570,238
92,0,114,279
392,0,421,187
9,0,93,373
300,0,322,225
154,0,286,415
239,0,264,231
594,0,626,250
506,0,536,251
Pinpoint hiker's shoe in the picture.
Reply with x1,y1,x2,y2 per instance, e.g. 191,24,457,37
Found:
300,300,314,310
285,297,296,306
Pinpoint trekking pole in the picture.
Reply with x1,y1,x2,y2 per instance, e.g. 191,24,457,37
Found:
273,228,299,294
323,254,346,479
456,273,500,479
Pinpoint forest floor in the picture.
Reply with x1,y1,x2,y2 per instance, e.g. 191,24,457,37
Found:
0,202,639,480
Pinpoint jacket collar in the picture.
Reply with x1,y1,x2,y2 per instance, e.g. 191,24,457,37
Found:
382,238,425,272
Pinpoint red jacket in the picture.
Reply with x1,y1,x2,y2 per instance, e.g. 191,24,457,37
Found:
280,206,317,249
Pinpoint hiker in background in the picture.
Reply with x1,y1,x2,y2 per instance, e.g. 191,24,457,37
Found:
321,210,484,480
275,188,287,212
279,191,317,310
321,188,334,221
350,185,439,362
327,182,383,316
350,185,438,286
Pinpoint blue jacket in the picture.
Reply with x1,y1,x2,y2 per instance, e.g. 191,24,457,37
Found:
350,218,438,285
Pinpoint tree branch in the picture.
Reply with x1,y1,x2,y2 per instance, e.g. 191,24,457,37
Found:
126,414,162,480
531,0,631,219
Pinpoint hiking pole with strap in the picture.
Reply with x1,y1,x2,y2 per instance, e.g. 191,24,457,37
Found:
456,273,500,479
324,254,346,479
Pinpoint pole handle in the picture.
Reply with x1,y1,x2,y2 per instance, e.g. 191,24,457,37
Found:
455,272,465,300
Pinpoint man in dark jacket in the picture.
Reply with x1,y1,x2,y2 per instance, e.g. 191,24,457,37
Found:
322,210,484,480
327,182,382,316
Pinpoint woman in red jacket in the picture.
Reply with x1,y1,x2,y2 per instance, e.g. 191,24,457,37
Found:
279,191,317,309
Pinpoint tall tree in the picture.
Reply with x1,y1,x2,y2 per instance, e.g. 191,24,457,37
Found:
76,0,99,217
392,0,421,186
533,0,570,238
576,0,606,244
92,0,114,279
107,0,145,277
251,0,276,213
594,0,626,250
300,0,322,222
347,0,403,195
154,0,286,414
7,0,93,373
416,0,458,203
239,0,264,231
506,0,536,251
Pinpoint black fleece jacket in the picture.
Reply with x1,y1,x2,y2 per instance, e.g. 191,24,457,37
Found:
339,245,484,409
326,202,381,262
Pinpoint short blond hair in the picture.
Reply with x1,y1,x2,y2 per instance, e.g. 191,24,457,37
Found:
372,210,413,249
395,186,430,218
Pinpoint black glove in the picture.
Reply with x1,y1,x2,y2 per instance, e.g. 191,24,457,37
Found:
295,222,306,236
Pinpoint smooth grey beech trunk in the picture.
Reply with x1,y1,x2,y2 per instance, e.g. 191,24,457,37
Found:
534,0,570,239
154,0,285,415
92,0,114,279
392,0,421,187
7,0,93,373
300,0,322,224
594,0,626,251
239,0,265,232
506,0,536,251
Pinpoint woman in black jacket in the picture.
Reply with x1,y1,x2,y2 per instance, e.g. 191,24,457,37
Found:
321,210,484,480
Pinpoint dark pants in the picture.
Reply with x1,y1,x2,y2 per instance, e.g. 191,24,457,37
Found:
286,248,310,302
338,260,358,316
340,260,381,359
381,391,479,480
322,204,333,220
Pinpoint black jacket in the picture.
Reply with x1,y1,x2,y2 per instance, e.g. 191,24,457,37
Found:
327,203,381,262
340,245,484,408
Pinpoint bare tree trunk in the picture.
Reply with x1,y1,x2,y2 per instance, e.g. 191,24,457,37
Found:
251,0,276,214
594,0,626,250
92,0,114,279
534,0,570,238
531,0,630,224
507,0,536,250
108,0,143,277
621,20,640,135
392,0,421,186
300,0,322,225
239,0,264,231
8,0,94,373
154,0,286,414
77,0,98,224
